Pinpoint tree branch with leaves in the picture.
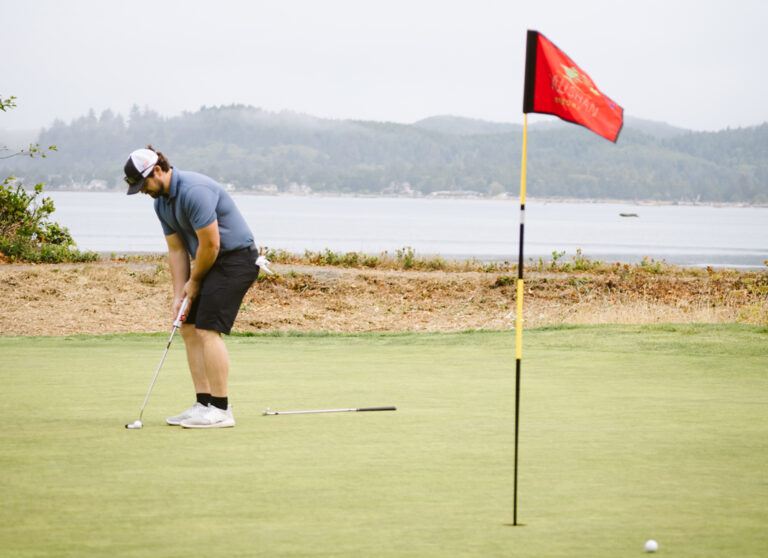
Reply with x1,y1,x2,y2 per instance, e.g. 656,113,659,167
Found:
0,95,97,263
0,95,58,160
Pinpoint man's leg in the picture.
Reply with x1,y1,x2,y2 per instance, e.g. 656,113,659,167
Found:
166,323,213,426
197,328,229,398
179,248,258,428
179,327,235,428
181,323,211,394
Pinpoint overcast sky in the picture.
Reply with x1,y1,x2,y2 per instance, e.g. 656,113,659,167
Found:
2,0,766,133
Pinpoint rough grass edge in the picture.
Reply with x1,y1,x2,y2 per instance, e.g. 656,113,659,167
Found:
15,247,763,277
2,323,765,341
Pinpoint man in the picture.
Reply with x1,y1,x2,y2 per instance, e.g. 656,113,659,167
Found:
123,146,260,428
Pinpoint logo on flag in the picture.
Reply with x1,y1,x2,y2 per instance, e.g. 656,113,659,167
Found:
523,30,623,142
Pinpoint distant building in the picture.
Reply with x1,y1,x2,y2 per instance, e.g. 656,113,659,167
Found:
252,184,279,194
429,190,482,198
286,182,312,195
382,181,417,196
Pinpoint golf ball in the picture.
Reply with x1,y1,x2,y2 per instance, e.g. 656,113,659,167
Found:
644,539,659,553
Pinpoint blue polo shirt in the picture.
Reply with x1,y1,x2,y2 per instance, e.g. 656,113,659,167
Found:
154,168,254,258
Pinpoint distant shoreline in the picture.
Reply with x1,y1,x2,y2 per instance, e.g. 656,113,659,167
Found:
42,188,768,208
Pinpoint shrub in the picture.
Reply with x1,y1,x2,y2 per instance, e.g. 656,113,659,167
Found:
0,177,99,263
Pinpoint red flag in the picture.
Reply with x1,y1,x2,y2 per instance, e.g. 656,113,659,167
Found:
523,30,623,142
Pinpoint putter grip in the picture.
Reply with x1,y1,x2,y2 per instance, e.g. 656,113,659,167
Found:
173,297,189,327
358,406,397,412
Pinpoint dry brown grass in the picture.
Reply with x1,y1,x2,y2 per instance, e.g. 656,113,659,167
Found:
0,262,765,336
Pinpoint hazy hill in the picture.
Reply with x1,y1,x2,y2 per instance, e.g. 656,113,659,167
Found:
1,105,766,203
414,116,522,136
622,117,689,139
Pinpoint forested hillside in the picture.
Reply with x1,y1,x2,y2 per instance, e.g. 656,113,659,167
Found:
2,105,766,203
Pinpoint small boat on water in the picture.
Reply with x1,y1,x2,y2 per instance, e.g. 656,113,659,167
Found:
619,213,639,217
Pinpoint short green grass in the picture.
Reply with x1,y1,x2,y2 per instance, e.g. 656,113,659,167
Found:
1,325,766,557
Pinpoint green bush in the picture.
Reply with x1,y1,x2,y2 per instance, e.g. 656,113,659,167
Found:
0,177,99,263
396,246,416,269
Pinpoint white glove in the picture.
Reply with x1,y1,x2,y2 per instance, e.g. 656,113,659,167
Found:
256,255,274,275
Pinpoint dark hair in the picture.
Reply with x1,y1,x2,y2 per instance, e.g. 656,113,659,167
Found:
146,145,170,171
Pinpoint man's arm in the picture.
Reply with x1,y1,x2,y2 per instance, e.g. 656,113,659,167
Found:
183,220,221,302
166,232,191,317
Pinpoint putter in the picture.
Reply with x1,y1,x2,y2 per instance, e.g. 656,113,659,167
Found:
263,406,396,416
125,297,189,429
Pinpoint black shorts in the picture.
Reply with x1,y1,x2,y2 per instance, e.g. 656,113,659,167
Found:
185,245,260,335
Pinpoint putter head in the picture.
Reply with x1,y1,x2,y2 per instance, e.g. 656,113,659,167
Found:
125,420,143,429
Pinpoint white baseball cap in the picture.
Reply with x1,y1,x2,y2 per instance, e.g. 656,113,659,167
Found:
123,148,159,195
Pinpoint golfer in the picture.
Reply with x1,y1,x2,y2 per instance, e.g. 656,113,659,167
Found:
123,146,260,428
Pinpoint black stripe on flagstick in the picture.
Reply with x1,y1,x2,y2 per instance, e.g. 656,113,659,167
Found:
518,206,525,279
514,357,521,525
514,207,525,525
522,30,539,113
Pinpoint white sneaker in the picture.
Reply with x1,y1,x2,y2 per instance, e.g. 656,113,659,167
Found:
181,405,235,429
166,402,209,426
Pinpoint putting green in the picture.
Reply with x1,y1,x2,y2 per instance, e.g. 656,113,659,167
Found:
1,325,766,557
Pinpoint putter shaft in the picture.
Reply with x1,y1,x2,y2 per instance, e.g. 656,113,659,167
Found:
263,406,396,416
135,297,189,422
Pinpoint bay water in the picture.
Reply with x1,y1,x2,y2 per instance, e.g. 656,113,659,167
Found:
46,192,767,269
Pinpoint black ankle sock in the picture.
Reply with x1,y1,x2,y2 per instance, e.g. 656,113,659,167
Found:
196,393,212,406
210,396,228,410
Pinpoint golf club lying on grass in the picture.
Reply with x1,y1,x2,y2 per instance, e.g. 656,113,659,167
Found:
263,406,397,416
125,297,189,429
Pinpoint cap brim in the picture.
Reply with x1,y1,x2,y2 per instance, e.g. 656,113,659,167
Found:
126,178,146,195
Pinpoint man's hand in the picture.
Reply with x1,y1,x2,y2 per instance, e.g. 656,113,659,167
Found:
172,294,188,324
165,221,220,322
182,277,202,302
171,296,190,326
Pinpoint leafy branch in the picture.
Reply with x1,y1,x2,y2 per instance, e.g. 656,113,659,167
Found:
0,95,57,159
0,143,58,159
0,95,17,112
0,95,96,263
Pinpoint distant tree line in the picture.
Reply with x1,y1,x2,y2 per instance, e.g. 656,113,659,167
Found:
1,104,766,203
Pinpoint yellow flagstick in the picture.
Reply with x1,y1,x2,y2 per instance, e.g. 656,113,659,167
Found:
513,113,528,526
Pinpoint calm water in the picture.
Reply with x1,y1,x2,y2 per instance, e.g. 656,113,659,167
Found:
46,192,767,268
